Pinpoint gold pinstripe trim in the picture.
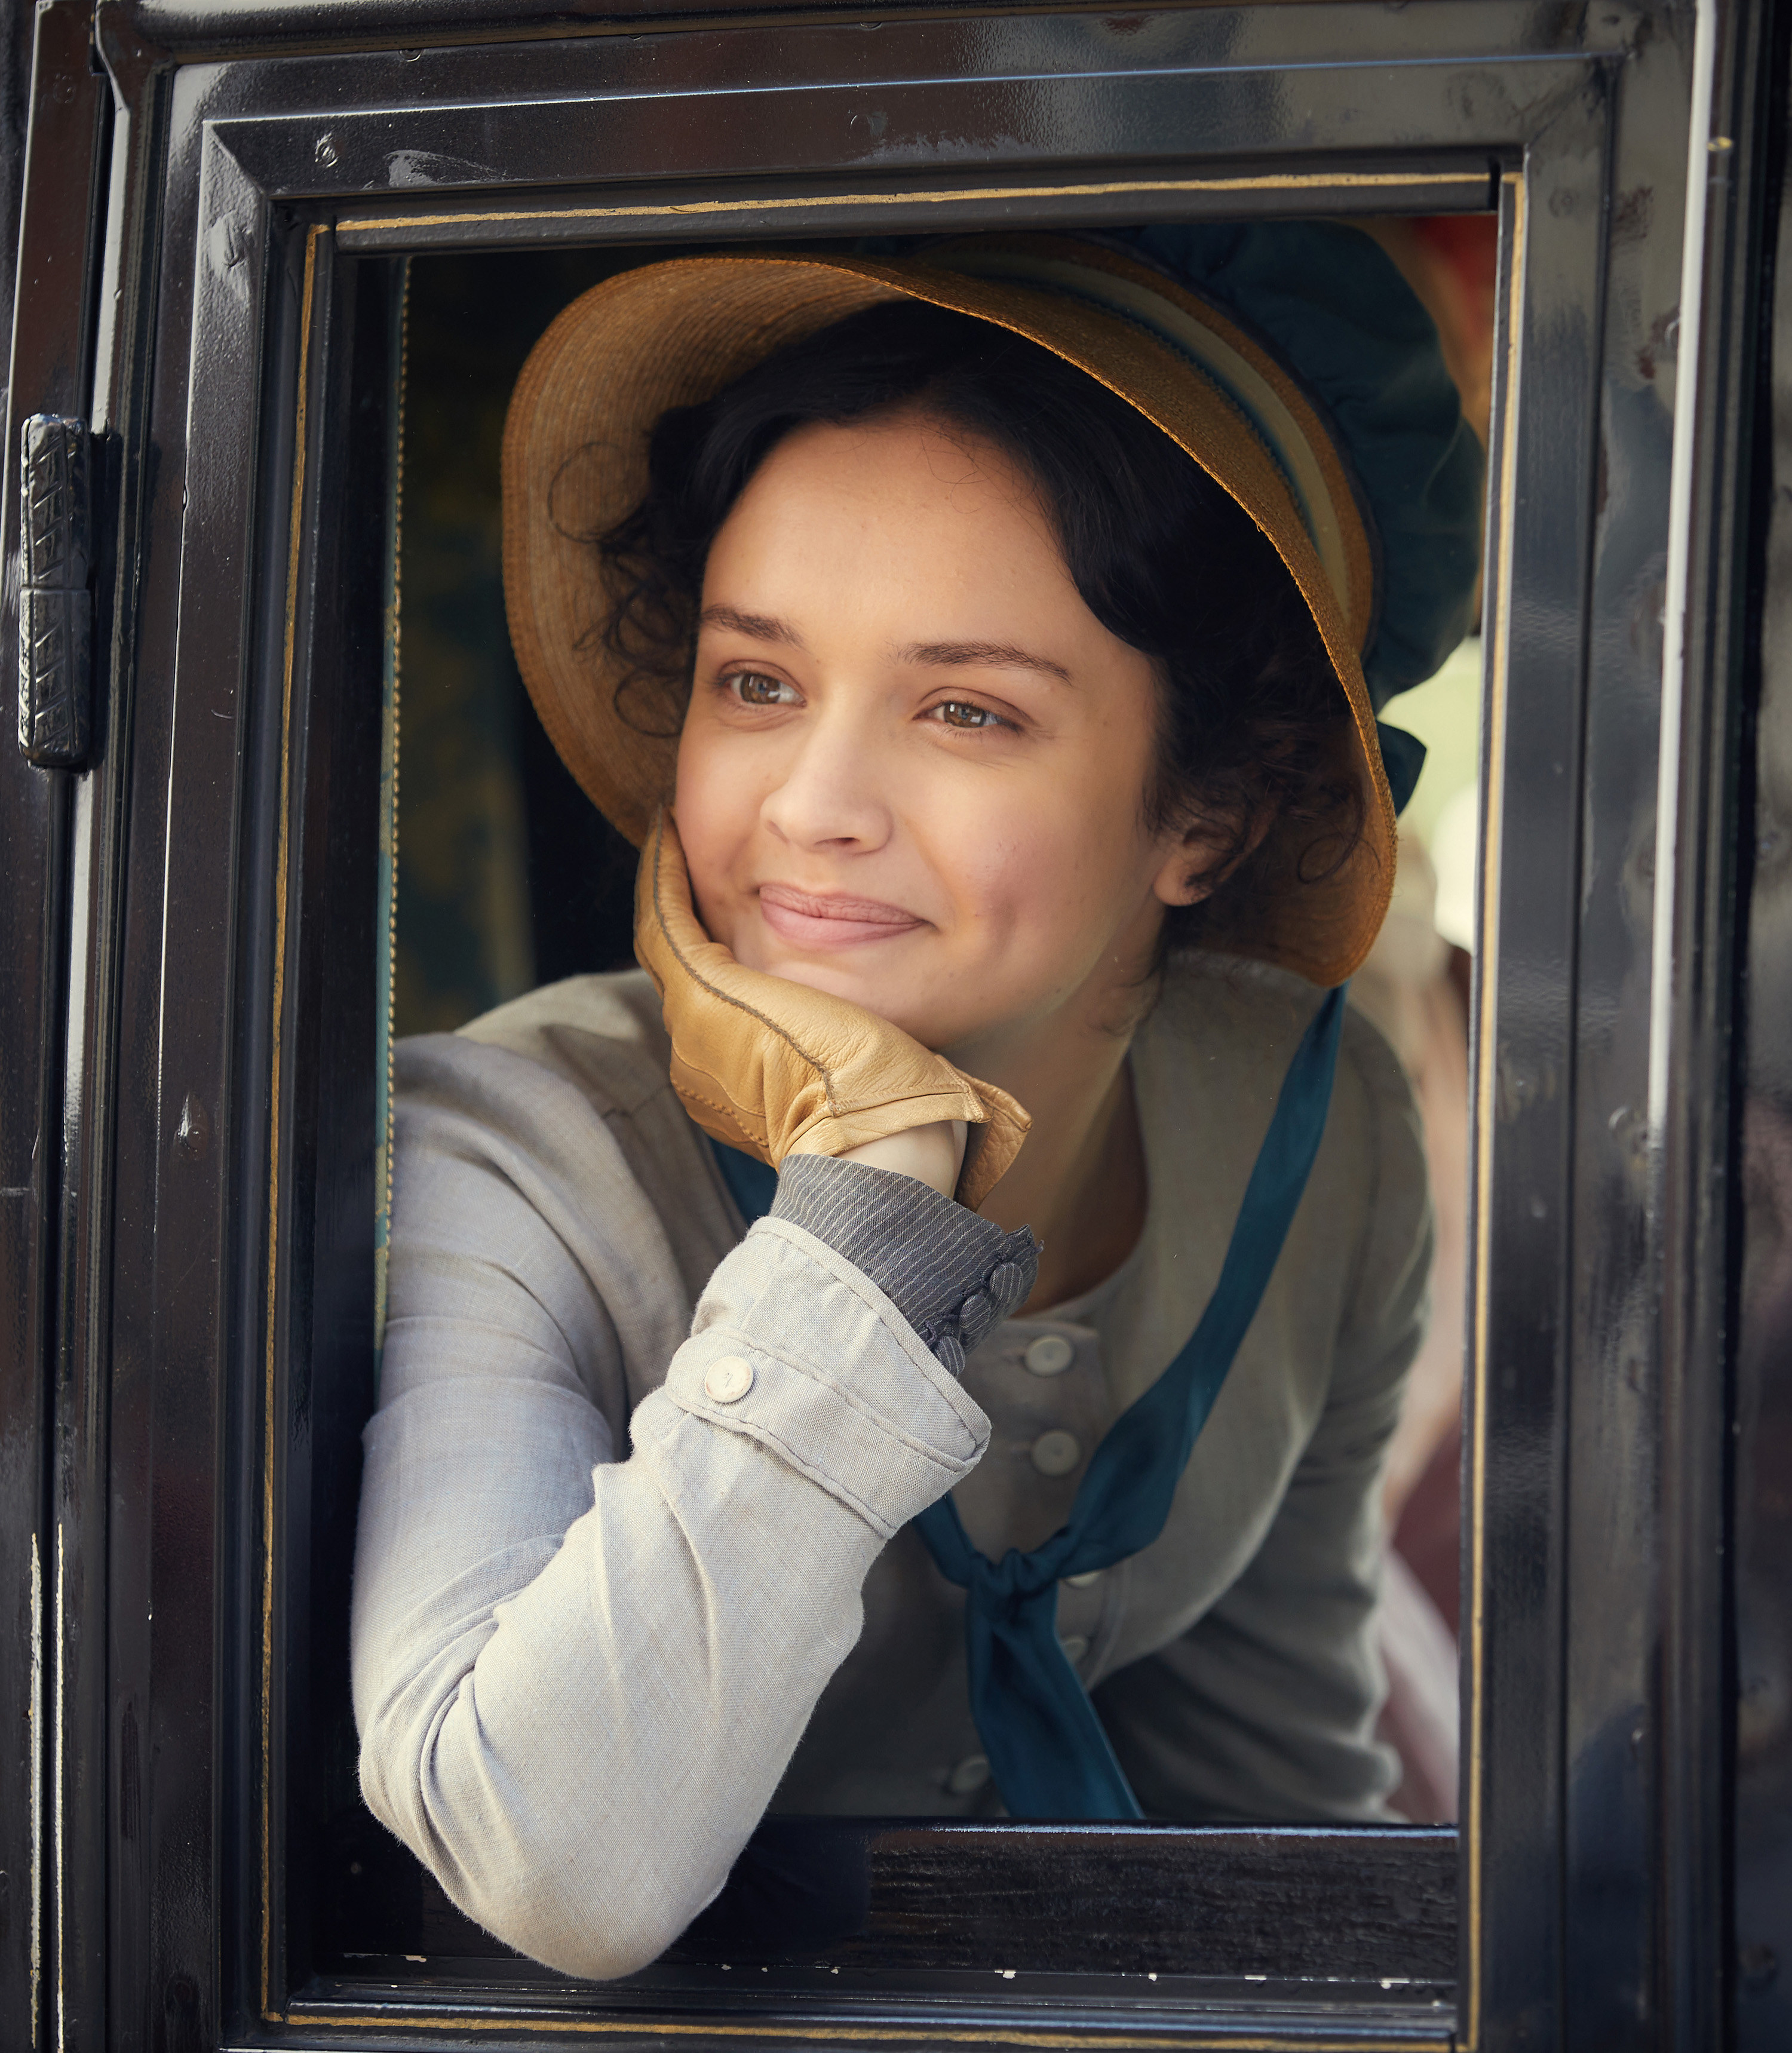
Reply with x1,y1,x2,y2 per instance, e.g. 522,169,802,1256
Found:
254,169,1504,2049
280,2012,1449,2049
1460,167,1526,2053
336,171,1492,241
262,220,325,2021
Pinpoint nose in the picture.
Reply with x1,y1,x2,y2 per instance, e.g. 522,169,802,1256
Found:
759,705,894,854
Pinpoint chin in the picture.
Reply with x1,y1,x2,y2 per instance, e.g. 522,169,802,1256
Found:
753,954,952,1046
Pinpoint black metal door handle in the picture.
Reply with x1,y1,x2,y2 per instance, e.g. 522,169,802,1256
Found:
16,412,91,768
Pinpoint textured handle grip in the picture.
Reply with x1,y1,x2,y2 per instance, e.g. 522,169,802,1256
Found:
17,413,93,767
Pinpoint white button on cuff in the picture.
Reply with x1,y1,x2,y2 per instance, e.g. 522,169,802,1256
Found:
947,1754,992,1796
1063,1570,1103,1589
1023,1333,1075,1377
1058,1635,1090,1664
703,1355,754,1404
1030,1428,1082,1477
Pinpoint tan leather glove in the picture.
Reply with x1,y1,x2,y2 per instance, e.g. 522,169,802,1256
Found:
634,811,1030,1210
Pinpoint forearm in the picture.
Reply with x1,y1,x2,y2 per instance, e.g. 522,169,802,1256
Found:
354,1209,998,1980
356,1385,887,1977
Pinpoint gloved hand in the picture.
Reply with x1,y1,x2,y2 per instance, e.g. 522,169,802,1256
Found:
634,811,1030,1210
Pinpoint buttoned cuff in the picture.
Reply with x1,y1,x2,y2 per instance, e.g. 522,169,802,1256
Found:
771,1153,1038,1376
665,1219,990,1538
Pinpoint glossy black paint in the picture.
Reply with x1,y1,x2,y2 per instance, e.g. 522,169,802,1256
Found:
1732,19,1792,2047
1557,2,1766,2040
1655,8,1776,2046
256,245,394,2021
0,8,110,2053
303,1824,1455,2043
332,1816,1457,1978
0,2,1772,2048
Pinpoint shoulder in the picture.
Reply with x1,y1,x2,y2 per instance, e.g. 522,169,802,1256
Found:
391,970,739,1314
1149,953,1430,1339
394,969,685,1160
445,968,673,1117
392,969,674,1170
1150,952,1421,1171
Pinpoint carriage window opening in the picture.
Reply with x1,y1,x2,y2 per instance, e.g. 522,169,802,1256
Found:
323,217,1495,1983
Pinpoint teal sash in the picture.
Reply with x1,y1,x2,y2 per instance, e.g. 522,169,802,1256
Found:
706,723,1416,1815
708,979,1346,1821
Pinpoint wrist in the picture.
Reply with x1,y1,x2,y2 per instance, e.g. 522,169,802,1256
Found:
797,1120,968,1199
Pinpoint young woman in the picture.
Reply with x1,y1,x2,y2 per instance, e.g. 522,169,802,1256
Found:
351,225,1483,1980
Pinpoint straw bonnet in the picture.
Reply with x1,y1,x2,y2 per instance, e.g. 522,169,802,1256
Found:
501,226,1483,987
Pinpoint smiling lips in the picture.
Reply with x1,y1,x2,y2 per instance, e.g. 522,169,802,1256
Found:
757,882,926,950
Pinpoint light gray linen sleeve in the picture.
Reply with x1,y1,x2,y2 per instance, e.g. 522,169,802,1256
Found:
1093,1021,1434,1822
351,1035,989,1981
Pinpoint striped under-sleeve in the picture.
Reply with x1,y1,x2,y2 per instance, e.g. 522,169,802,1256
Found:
770,1153,1038,1376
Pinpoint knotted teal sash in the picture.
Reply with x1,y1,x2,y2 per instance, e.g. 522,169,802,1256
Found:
711,983,1348,1820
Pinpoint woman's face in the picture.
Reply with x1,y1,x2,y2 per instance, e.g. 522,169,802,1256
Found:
673,409,1202,1064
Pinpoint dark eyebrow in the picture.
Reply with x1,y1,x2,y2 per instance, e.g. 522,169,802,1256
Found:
899,639,1073,683
698,604,806,648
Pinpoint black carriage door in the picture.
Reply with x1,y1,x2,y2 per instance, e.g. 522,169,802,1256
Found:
0,2,1775,2049
1,7,113,2051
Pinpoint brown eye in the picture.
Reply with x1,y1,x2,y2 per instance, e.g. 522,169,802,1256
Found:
937,699,1000,729
730,671,795,707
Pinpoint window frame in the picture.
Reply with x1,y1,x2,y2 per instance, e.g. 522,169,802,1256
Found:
4,0,1770,2045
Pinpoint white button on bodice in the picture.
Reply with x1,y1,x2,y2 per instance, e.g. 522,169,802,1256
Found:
1030,1428,1082,1477
703,1355,754,1404
1058,1635,1090,1664
1063,1570,1103,1589
947,1754,992,1795
1023,1333,1075,1377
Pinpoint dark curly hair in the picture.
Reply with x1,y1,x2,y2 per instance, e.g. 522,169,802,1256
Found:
590,296,1364,959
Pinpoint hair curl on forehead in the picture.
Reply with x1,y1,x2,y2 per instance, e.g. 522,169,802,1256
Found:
584,296,1364,965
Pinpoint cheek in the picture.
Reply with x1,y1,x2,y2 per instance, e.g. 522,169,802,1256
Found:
673,729,756,946
941,781,1149,971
